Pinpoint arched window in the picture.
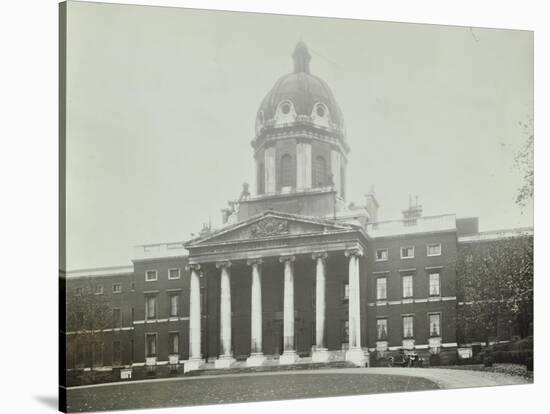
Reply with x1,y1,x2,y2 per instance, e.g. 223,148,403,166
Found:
280,154,294,188
258,162,265,194
313,156,327,187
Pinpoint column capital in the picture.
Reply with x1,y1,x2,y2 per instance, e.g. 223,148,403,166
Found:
185,263,201,272
312,251,328,261
279,255,295,263
345,247,364,258
246,258,263,267
215,260,232,269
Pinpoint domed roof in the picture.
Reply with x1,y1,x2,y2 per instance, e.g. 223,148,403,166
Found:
256,42,345,134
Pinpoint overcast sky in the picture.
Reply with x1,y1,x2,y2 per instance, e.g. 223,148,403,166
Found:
65,1,533,270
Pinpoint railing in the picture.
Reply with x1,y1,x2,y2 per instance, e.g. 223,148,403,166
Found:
366,214,456,238
458,227,533,243
133,242,188,261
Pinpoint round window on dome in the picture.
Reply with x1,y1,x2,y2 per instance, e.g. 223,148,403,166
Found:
316,104,326,117
281,102,291,115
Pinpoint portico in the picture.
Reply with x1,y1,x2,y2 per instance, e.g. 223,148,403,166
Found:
183,211,369,372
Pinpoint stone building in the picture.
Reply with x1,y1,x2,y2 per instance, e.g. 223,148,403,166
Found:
62,42,532,375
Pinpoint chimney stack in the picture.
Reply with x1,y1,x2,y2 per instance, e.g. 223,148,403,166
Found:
402,194,423,222
365,186,379,222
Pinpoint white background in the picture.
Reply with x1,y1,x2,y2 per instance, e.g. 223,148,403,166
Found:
0,0,547,413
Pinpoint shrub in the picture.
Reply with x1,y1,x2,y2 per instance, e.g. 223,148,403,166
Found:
487,349,533,365
483,356,494,367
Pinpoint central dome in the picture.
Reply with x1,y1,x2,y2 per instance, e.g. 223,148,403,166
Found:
255,42,345,136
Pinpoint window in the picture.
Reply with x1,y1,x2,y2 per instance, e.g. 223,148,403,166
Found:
146,334,157,357
377,318,388,340
375,248,388,261
145,296,157,320
145,270,158,282
169,294,179,317
94,284,104,295
75,287,82,296
427,243,442,256
280,154,294,188
112,308,121,328
313,156,327,187
169,332,179,355
75,343,85,367
75,311,84,327
343,283,349,302
376,277,387,300
402,275,413,298
429,273,441,296
400,246,414,259
342,320,349,343
93,342,103,367
429,313,441,337
403,316,414,339
168,268,181,280
112,341,121,365
112,283,122,293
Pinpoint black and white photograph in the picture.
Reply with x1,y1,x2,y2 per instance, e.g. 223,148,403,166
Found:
57,1,535,412
2,1,546,413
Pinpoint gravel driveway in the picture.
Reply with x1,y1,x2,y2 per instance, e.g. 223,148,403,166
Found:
350,367,532,389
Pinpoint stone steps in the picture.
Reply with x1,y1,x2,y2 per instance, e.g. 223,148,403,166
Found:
184,360,355,377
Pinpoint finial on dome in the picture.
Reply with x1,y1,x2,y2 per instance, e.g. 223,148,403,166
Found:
292,41,311,74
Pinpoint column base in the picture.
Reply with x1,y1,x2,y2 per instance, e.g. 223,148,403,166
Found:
279,350,300,365
214,355,236,369
345,348,368,367
184,358,205,373
311,348,330,363
246,353,267,367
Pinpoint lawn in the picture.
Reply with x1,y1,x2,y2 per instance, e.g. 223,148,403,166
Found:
66,372,438,412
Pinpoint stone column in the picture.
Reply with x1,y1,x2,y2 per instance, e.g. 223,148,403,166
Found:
279,255,299,364
184,264,204,373
246,258,266,367
311,252,329,362
215,260,235,368
344,248,367,366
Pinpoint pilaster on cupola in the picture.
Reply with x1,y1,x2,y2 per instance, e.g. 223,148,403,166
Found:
184,263,205,373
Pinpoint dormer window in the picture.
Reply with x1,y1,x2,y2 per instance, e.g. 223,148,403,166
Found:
311,102,329,127
275,100,296,124
281,102,291,114
316,104,326,117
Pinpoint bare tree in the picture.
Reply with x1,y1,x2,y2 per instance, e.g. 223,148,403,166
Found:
66,281,111,369
457,234,533,344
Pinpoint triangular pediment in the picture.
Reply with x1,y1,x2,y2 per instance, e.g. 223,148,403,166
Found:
186,212,354,247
